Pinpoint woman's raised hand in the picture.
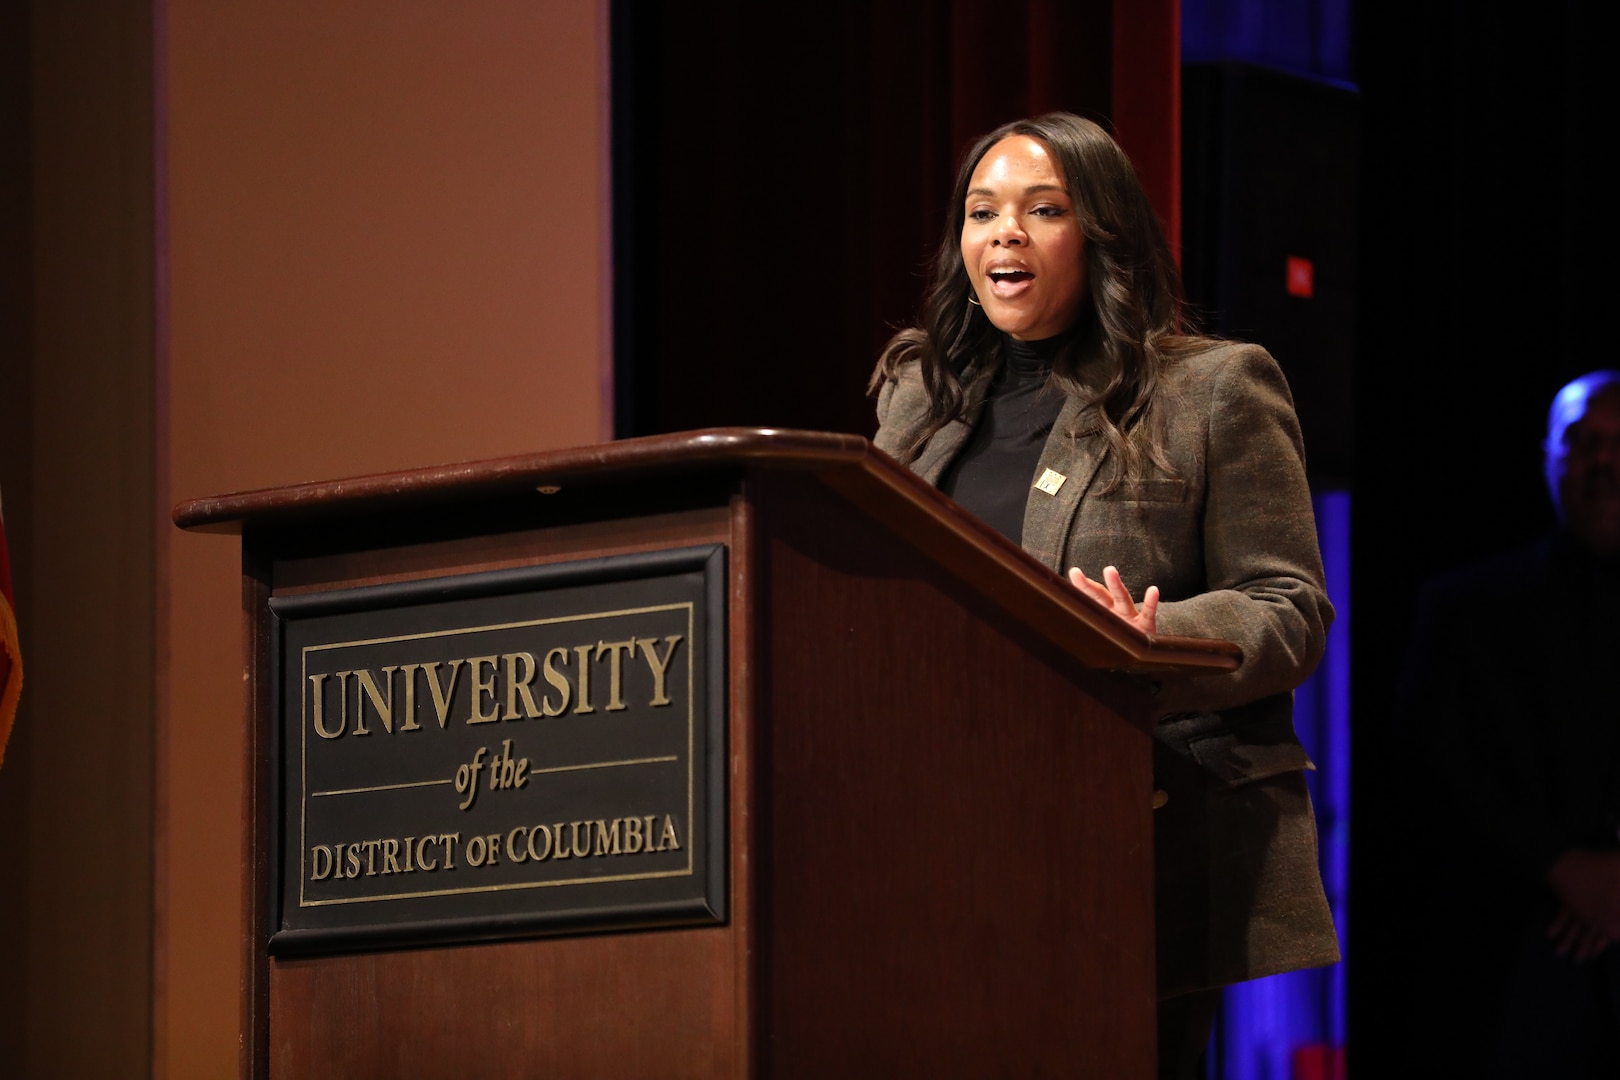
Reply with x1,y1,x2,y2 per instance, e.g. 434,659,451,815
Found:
1067,565,1159,634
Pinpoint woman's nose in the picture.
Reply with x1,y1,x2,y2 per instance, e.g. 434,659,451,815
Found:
992,214,1026,246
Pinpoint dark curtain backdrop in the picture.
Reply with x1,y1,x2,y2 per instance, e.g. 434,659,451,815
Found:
1352,0,1616,1070
612,0,1141,440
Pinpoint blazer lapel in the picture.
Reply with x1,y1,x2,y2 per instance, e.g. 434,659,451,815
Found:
911,380,991,486
1021,396,1108,573
913,419,970,485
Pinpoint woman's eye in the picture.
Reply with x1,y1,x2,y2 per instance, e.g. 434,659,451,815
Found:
967,208,995,222
1033,205,1065,217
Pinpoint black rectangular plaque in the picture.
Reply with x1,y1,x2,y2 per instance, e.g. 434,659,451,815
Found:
266,545,726,955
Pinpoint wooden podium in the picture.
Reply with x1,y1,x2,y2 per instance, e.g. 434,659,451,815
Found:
175,429,1238,1080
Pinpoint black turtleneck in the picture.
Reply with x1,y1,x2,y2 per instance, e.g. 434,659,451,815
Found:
939,333,1069,544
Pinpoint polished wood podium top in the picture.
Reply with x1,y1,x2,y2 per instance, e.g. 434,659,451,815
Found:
174,427,1239,677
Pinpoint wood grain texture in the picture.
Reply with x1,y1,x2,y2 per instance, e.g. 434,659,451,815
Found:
269,928,745,1079
271,507,733,595
726,489,762,1076
260,501,747,1079
219,441,1175,1077
173,429,867,534
753,473,1156,1078
244,554,273,1080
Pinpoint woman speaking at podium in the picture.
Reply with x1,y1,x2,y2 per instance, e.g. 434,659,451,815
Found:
870,112,1338,1079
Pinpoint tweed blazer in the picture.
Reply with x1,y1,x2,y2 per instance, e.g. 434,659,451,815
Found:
873,339,1340,996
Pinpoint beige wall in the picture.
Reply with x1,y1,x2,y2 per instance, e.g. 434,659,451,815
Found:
154,2,610,1075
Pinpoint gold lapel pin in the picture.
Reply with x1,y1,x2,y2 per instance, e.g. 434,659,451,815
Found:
1034,468,1067,495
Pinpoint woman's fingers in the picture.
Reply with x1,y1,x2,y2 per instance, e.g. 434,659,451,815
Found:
1066,567,1160,634
1139,585,1160,629
1549,908,1614,962
1580,926,1612,962
1102,565,1137,615
1550,909,1580,957
1067,566,1106,601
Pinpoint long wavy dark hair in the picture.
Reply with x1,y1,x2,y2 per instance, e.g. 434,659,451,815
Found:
873,112,1209,486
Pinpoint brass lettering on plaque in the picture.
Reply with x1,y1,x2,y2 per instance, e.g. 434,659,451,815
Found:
269,546,725,955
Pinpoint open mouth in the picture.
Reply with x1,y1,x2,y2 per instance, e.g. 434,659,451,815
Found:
986,267,1034,297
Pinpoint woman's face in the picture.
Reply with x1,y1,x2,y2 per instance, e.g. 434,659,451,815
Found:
960,135,1087,341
